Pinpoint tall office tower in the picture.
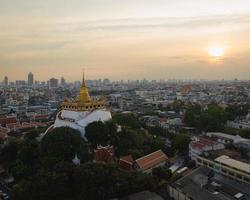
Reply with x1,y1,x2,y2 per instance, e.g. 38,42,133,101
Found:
49,78,59,88
28,72,34,86
61,77,66,87
103,78,110,85
3,76,8,86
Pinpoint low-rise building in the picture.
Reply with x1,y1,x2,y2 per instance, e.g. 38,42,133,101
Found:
118,155,134,172
196,155,250,185
206,132,250,150
134,150,169,173
94,145,114,163
0,116,17,127
189,137,225,161
168,166,250,200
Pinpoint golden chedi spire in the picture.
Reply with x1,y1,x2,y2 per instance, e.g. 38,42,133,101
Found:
79,71,91,103
61,70,106,111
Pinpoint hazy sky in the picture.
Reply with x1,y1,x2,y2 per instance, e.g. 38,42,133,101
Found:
1,0,250,81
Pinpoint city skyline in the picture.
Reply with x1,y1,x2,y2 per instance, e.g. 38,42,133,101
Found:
1,0,250,81
2,71,249,84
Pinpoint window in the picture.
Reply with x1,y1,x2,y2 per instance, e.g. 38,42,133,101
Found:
229,171,234,176
236,174,242,179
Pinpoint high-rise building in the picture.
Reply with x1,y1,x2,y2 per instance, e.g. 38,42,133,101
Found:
16,80,26,86
103,78,110,85
28,72,34,86
3,76,8,86
61,77,66,87
41,81,46,86
49,78,58,88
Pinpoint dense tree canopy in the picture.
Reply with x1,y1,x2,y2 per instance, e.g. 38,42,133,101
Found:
184,103,229,132
152,167,172,181
172,134,191,154
85,120,166,159
1,127,155,200
112,113,142,129
225,104,249,120
42,127,91,162
85,120,117,147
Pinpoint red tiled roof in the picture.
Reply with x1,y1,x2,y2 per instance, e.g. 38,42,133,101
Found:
120,155,133,163
191,137,217,150
6,123,21,129
94,145,114,163
6,122,46,132
135,150,168,171
33,114,49,120
119,155,134,172
0,117,17,126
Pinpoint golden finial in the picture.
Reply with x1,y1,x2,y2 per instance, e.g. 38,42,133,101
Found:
82,68,86,87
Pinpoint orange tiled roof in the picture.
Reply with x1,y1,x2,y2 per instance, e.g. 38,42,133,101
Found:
120,155,133,163
33,114,49,119
119,155,134,172
6,122,46,131
94,145,114,163
135,150,168,171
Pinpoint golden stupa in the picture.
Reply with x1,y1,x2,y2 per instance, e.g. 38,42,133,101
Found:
61,72,106,111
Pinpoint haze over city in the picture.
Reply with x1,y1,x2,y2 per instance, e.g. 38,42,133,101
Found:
1,1,250,200
1,0,250,81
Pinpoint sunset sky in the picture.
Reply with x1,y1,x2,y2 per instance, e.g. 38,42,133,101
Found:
1,0,250,81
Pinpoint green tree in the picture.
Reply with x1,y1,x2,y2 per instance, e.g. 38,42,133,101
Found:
1,139,19,163
113,113,141,128
172,134,191,154
18,140,40,165
239,129,250,139
199,104,228,131
85,120,117,147
171,100,184,112
152,167,172,181
183,103,202,127
225,104,249,120
85,121,106,146
41,127,90,162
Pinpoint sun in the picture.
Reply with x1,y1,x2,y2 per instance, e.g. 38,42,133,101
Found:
208,45,225,58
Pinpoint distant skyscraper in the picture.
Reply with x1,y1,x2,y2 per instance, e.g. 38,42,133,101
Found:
16,80,26,86
103,78,110,85
49,78,58,88
61,77,66,86
28,72,34,86
3,76,8,86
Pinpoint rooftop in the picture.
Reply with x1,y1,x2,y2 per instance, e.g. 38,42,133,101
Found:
191,137,218,150
135,150,168,171
172,166,250,200
215,155,250,174
119,190,164,200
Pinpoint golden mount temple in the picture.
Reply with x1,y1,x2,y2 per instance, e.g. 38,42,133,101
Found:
61,72,106,111
45,72,112,139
